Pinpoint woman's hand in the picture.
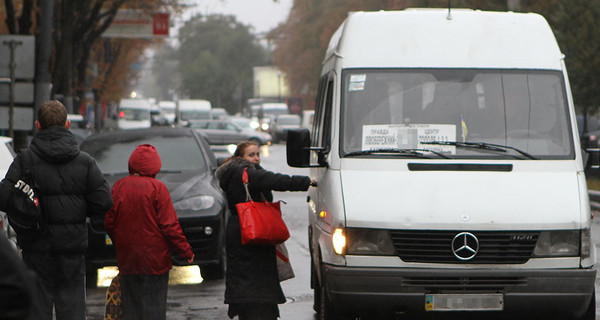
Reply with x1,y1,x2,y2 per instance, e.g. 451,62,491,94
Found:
310,179,318,187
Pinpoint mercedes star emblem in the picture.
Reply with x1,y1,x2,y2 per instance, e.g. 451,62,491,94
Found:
452,232,479,260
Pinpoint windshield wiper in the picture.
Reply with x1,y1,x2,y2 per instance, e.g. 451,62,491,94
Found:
421,141,538,160
345,148,450,159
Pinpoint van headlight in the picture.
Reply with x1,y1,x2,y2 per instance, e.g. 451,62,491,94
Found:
173,195,215,211
346,228,396,255
532,230,580,257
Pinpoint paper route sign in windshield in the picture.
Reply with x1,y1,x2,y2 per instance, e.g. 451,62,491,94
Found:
361,124,456,153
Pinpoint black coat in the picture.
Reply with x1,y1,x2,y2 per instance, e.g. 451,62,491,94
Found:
0,126,113,253
215,157,310,305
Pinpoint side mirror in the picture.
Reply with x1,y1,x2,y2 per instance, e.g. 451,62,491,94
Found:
287,129,311,167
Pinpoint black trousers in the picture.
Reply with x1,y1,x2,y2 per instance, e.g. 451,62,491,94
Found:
120,272,169,320
22,251,86,320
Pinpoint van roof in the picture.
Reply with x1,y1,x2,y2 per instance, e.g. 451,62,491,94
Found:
119,98,151,109
326,9,562,70
178,99,212,110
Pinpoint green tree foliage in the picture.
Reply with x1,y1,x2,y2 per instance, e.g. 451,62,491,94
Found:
176,14,269,113
547,0,600,112
271,0,600,113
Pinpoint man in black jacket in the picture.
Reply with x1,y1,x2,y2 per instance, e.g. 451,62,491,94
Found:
0,100,113,320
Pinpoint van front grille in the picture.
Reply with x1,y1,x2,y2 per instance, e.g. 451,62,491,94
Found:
389,230,539,264
402,276,527,291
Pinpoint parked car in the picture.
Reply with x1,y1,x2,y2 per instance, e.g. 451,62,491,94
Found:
186,119,272,146
270,114,301,143
80,127,228,286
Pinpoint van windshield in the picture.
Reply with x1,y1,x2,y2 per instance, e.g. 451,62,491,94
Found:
341,69,574,159
121,108,150,121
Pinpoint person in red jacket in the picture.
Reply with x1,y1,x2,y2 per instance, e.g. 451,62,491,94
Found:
105,144,194,320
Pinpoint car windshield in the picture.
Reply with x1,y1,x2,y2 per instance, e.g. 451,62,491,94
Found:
341,69,574,159
82,135,209,175
231,118,252,129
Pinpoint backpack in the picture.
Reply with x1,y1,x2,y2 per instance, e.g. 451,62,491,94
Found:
5,150,43,236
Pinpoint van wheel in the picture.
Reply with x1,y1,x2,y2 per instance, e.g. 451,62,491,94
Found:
577,290,596,320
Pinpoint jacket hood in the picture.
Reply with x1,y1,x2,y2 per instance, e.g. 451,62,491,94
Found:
29,126,80,163
128,144,162,177
215,157,256,180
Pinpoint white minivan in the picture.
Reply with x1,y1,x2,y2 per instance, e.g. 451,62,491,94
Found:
287,9,597,319
117,98,151,130
177,99,212,126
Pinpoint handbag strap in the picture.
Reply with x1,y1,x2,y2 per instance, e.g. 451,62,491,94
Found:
242,167,253,202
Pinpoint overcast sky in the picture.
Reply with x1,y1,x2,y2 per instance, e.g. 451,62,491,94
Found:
181,0,294,35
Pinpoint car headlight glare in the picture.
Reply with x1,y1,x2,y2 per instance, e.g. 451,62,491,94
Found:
173,195,215,211
347,228,396,255
533,230,580,257
332,228,346,255
261,123,269,131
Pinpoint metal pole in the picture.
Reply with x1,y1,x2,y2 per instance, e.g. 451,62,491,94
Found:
3,40,23,140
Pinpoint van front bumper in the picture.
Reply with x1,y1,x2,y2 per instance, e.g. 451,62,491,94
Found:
323,264,596,318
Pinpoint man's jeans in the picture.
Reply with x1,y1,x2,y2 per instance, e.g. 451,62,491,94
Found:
120,272,169,320
22,251,86,320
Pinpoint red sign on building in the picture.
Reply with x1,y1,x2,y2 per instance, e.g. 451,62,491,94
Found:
153,13,169,36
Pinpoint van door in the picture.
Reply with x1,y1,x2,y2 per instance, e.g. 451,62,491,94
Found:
310,73,335,264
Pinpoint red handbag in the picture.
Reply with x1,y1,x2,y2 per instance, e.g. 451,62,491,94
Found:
235,167,290,245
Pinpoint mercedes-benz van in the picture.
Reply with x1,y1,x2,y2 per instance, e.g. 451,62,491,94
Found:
287,9,597,319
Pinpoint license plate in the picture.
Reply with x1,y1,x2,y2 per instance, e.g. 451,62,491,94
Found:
105,234,112,245
425,294,503,311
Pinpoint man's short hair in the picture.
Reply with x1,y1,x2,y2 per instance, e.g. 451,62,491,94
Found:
38,100,68,129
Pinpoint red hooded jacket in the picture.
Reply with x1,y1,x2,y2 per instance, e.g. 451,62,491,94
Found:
105,144,193,275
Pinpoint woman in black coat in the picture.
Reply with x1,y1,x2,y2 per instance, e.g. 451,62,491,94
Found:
215,141,313,320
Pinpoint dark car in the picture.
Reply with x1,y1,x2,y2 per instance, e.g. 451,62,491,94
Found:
186,119,272,146
80,127,228,286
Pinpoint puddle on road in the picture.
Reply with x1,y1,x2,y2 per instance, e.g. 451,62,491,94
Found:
96,266,203,287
